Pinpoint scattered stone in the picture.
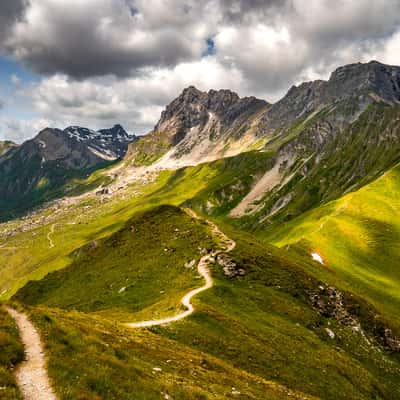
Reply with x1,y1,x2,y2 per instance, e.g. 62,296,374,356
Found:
217,253,244,278
325,328,335,339
153,367,162,372
184,259,196,269
384,328,400,352
95,187,111,196
231,387,241,396
118,286,126,293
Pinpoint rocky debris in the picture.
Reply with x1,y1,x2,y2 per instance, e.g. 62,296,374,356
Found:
384,328,400,352
310,284,400,352
184,259,196,269
217,253,245,278
118,286,126,293
126,85,269,167
231,387,241,396
325,327,335,339
199,248,211,255
96,186,112,196
310,285,362,328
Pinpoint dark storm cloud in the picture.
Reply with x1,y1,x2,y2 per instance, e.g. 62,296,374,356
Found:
218,0,290,23
0,0,27,42
3,0,400,86
3,0,212,79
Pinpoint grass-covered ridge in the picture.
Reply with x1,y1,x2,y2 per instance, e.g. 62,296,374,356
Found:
14,206,216,322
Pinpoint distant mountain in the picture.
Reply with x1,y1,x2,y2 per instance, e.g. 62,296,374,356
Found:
64,124,137,160
127,86,269,166
0,124,136,219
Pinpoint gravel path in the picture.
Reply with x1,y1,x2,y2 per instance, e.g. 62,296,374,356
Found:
126,209,236,328
6,307,58,400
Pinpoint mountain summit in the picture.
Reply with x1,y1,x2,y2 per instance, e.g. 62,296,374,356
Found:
127,86,269,167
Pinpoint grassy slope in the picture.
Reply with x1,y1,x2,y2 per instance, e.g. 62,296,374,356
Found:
26,306,314,400
13,218,400,399
260,162,400,329
0,151,272,300
0,307,24,399
2,145,400,398
15,206,216,322
0,172,171,300
157,228,400,399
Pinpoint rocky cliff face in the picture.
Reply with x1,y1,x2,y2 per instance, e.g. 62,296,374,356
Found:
127,86,269,166
259,61,400,135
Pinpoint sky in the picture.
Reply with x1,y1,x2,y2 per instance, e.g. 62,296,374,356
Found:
0,0,400,142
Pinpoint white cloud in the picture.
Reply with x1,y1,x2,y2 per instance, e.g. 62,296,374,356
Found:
375,31,400,66
29,57,245,135
10,74,21,86
0,117,54,143
2,0,400,142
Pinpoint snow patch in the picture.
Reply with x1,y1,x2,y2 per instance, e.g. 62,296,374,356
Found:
88,146,117,161
311,252,324,264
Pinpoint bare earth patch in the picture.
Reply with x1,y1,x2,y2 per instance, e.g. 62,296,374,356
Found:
230,159,283,217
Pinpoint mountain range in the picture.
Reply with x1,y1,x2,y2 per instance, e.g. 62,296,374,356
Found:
1,60,400,400
0,124,136,218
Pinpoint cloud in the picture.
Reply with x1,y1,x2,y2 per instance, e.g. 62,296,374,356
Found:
374,31,400,66
29,57,244,135
0,0,27,43
0,117,54,143
4,0,399,92
4,0,216,78
214,0,400,96
2,0,400,142
10,74,21,86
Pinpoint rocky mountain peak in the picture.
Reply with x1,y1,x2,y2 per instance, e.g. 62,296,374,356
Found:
260,60,400,134
155,86,267,134
328,60,400,103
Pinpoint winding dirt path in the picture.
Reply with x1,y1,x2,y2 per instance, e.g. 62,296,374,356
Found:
47,224,56,249
126,209,236,328
6,307,57,400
